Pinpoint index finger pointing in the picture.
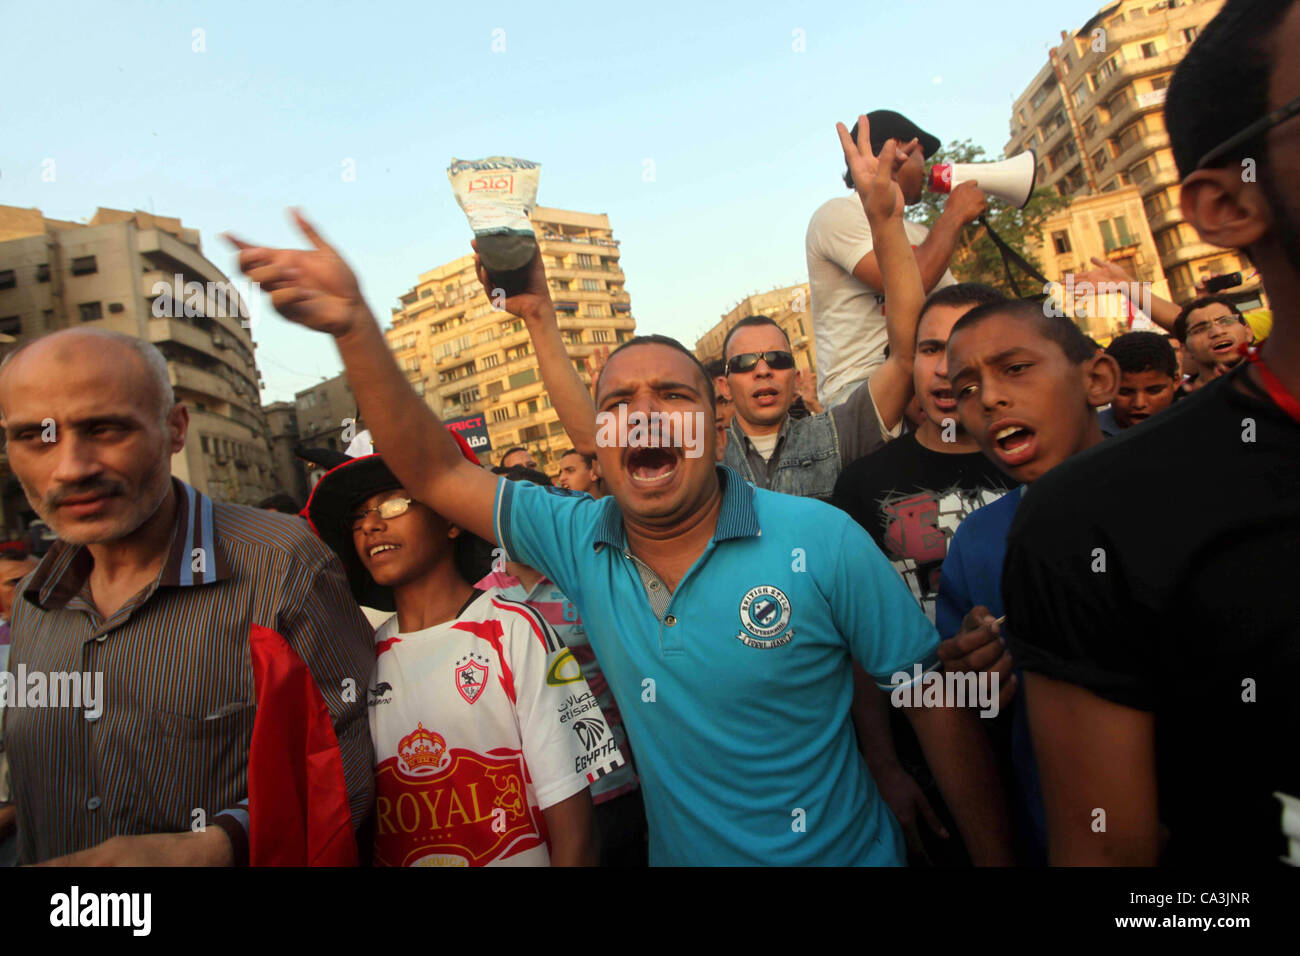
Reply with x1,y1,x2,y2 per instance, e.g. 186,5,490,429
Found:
290,208,334,253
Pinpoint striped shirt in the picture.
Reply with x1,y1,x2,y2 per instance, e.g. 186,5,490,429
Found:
0,479,375,864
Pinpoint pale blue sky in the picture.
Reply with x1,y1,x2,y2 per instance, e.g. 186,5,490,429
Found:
2,0,1104,402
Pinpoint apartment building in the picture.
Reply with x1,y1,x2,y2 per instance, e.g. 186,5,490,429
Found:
0,205,274,514
386,207,636,472
264,400,310,505
294,372,357,455
1004,0,1263,307
695,283,816,375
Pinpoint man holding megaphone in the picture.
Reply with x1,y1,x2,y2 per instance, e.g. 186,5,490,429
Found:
807,110,987,409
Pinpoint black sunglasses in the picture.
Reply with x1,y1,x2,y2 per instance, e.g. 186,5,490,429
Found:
1195,92,1300,170
726,350,796,374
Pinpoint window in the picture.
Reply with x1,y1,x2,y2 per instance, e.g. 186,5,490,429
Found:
1144,192,1171,219
590,328,613,343
1181,26,1199,44
1064,165,1086,193
1114,216,1136,247
458,386,481,406
0,315,21,336
1130,160,1152,184
585,304,606,318
1071,85,1088,110
70,255,98,276
549,420,566,435
486,379,505,396
1116,122,1143,153
1141,42,1158,59
508,368,537,389
36,263,50,283
1030,85,1049,110
577,253,594,268
490,408,511,423
420,289,432,298
1083,116,1098,140
413,380,426,396
1150,75,1169,91
481,353,500,369
1052,231,1072,255
1099,220,1117,251
78,301,103,322
582,279,601,291
0,270,15,290
1092,147,1109,172
520,424,545,443
201,436,210,453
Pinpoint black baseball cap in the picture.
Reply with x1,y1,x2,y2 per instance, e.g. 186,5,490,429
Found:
844,110,941,187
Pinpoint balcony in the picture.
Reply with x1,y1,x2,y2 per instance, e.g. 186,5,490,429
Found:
1111,133,1167,180
1145,203,1182,234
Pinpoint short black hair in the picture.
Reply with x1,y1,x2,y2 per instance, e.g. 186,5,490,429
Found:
721,315,791,362
498,446,531,465
1166,0,1298,176
918,283,1009,327
258,493,302,514
949,299,1098,364
1105,331,1179,378
596,334,716,407
1172,294,1244,342
492,464,553,486
557,448,596,468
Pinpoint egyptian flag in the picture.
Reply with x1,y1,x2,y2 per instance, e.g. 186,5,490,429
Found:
247,624,358,866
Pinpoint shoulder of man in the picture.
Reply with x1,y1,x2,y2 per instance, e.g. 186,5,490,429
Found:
213,500,340,573
808,194,870,233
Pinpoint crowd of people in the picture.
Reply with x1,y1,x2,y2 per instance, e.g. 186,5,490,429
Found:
0,0,1296,868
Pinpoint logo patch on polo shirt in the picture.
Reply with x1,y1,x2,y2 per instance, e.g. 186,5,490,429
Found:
736,585,794,649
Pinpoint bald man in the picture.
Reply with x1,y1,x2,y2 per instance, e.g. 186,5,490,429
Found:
0,329,375,865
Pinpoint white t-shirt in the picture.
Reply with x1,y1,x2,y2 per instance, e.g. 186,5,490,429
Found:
806,195,956,407
748,432,779,461
368,586,625,867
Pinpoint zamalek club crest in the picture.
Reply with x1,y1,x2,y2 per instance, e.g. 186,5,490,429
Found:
454,652,491,704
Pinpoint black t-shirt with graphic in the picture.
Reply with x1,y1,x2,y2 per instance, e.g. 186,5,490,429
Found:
832,432,1013,624
1004,368,1300,866
833,432,1016,865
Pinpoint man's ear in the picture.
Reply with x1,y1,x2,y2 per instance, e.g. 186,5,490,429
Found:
1179,168,1270,250
167,403,189,454
1085,352,1121,409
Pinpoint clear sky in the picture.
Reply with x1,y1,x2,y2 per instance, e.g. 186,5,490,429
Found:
2,0,1105,403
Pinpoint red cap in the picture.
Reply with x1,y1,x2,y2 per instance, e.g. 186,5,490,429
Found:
928,163,954,194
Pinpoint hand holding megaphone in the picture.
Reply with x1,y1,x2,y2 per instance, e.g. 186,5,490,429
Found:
929,150,1039,208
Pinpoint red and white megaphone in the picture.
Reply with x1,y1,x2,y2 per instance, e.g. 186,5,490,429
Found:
928,150,1038,209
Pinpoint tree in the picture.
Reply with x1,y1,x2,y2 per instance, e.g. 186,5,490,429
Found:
907,139,1070,298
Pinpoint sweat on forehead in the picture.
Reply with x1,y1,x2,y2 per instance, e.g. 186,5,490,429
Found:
595,337,715,406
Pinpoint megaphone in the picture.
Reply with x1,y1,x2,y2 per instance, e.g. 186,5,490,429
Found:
928,150,1038,208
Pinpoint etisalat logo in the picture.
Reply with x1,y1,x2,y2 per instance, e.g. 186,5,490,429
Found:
150,273,260,329
0,666,103,719
594,407,708,460
890,664,1001,719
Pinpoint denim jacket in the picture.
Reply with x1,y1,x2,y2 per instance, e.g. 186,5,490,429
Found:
725,413,843,501
724,380,892,500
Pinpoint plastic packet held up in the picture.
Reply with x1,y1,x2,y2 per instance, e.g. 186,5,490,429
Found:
447,156,541,297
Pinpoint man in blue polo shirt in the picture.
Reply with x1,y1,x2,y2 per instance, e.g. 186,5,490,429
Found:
231,209,1013,866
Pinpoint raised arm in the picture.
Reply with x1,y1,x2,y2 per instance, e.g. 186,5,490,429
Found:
228,211,498,543
1074,256,1182,332
472,242,599,456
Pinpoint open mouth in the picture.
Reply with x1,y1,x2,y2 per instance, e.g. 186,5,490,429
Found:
367,542,402,559
931,388,957,412
751,387,781,407
626,447,679,486
1211,340,1236,355
990,422,1037,467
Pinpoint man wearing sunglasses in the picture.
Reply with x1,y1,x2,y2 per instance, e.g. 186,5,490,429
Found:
724,124,943,501
1000,0,1300,866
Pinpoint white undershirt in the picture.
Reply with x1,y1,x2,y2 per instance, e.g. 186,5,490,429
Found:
749,432,780,461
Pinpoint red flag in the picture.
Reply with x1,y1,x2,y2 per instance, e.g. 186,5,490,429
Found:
248,624,359,866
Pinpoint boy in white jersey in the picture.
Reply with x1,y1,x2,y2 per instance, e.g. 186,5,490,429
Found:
304,436,622,866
